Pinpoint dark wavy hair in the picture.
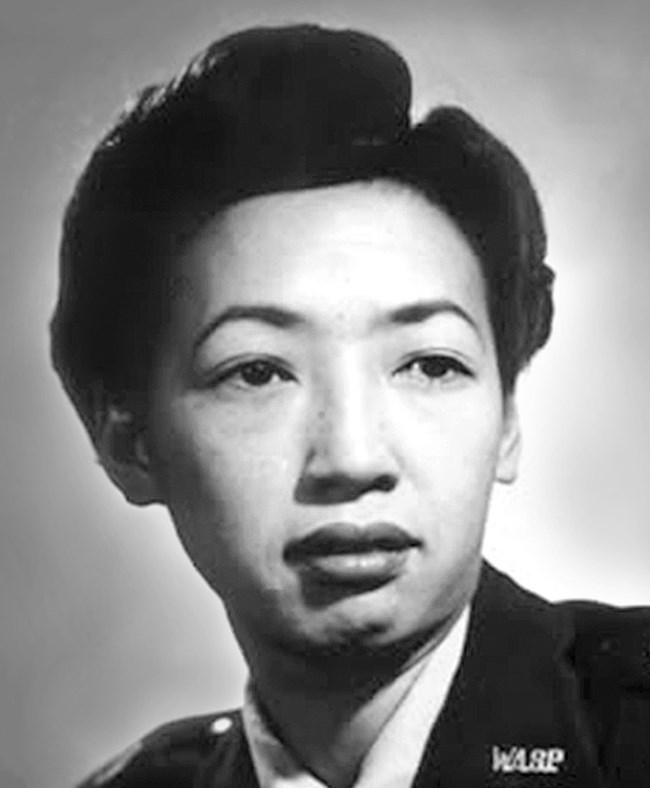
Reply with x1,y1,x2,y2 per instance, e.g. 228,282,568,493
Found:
50,24,554,436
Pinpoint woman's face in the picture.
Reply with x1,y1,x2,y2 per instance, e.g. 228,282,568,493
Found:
145,181,519,659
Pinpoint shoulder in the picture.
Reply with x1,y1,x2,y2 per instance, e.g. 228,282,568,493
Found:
556,597,650,779
480,564,650,777
484,564,650,778
74,709,253,788
480,562,650,691
556,596,650,691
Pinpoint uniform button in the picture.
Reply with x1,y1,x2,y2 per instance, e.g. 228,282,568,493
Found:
210,717,233,735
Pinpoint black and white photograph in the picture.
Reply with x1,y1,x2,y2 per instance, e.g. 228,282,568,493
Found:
1,1,649,786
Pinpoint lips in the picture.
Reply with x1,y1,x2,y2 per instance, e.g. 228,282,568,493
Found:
284,522,420,587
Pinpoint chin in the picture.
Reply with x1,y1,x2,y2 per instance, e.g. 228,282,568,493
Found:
274,622,444,691
275,600,441,668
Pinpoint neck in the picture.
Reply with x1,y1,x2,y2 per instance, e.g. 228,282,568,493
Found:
237,613,465,788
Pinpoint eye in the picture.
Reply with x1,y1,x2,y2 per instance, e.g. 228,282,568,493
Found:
395,354,473,386
211,358,296,390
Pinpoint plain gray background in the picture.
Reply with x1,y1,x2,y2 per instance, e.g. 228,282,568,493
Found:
2,0,649,786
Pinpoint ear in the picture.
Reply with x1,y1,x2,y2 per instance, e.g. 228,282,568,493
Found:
94,405,162,506
495,394,521,485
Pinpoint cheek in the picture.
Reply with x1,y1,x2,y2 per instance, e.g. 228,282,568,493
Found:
163,437,286,526
154,396,278,488
397,394,505,512
404,409,502,592
150,401,298,559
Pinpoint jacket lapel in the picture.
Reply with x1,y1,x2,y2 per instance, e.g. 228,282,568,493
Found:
412,563,607,787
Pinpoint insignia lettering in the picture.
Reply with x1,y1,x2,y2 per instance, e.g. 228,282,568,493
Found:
491,746,565,774
547,748,565,772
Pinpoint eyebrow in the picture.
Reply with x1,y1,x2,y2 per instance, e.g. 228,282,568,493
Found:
193,299,483,354
383,300,481,334
193,305,305,353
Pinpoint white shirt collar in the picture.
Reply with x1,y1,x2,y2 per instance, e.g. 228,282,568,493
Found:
242,606,469,788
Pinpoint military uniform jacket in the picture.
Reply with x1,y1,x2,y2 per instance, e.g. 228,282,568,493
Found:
78,563,650,787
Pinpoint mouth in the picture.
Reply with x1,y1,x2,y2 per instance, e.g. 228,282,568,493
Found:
284,522,421,588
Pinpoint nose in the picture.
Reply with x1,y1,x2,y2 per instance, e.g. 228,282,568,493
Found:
296,365,399,504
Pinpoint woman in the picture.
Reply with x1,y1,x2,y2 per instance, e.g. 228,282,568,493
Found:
51,23,649,788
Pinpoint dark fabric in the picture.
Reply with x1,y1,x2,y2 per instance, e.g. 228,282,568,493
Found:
412,565,605,786
76,562,650,787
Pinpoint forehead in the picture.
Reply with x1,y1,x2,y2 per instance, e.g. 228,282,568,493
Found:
172,180,488,326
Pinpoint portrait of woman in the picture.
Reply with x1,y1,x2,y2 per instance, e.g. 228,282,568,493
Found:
1,2,649,787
